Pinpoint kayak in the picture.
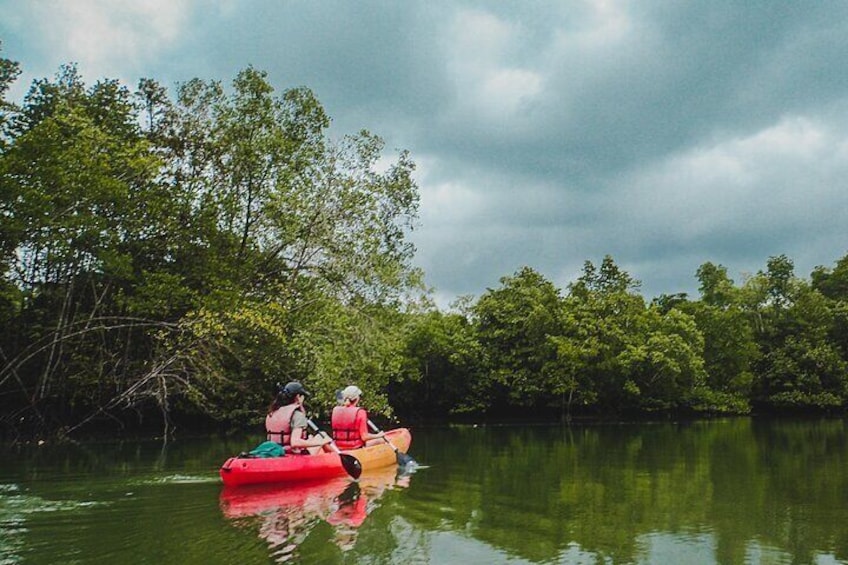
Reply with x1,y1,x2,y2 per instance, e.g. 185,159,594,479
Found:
219,428,412,487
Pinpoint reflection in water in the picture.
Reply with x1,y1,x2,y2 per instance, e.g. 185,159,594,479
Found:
220,465,412,562
405,421,848,565
3,421,848,563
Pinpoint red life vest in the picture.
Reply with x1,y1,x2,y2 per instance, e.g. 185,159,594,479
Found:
265,403,306,448
331,406,367,450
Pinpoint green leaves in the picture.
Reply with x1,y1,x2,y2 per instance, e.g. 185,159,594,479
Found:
473,267,563,407
465,260,709,417
0,63,423,436
399,251,848,419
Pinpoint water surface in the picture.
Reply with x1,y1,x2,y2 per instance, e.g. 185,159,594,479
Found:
1,419,847,564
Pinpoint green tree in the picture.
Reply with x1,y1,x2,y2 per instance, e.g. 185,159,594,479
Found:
811,253,848,361
561,257,647,413
696,262,736,308
556,256,710,414
614,307,707,411
0,42,22,330
679,262,758,412
0,40,21,152
812,253,848,301
746,256,848,410
0,65,169,433
154,68,422,425
0,64,422,437
392,308,483,420
472,267,563,410
545,306,599,421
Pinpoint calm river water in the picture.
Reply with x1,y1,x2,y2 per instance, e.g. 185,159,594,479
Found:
1,418,847,564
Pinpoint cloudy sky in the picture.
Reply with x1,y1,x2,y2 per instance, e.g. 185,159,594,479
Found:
3,1,847,307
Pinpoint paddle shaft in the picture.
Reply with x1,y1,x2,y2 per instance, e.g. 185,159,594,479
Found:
367,420,415,466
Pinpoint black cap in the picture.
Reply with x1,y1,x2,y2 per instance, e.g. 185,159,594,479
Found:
282,381,309,397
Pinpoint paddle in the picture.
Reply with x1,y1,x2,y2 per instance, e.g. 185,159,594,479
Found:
307,419,362,479
368,420,416,467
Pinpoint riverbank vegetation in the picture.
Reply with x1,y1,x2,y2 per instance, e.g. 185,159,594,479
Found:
395,254,848,423
2,48,847,440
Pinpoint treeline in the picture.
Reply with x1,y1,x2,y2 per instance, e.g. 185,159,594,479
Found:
2,46,847,439
392,254,848,422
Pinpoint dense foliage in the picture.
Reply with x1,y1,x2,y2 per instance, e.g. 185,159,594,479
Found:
399,253,848,422
0,47,422,439
2,46,848,439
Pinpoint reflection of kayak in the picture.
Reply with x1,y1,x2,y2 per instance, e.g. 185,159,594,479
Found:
219,428,412,487
220,476,351,518
219,465,410,558
219,464,402,519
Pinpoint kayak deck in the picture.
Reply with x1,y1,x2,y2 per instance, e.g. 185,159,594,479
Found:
220,428,411,487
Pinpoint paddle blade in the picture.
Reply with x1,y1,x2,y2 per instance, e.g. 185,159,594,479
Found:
340,453,362,479
396,451,416,467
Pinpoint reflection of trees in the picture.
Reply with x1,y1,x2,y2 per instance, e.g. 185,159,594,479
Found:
5,434,263,480
220,465,412,562
398,420,848,564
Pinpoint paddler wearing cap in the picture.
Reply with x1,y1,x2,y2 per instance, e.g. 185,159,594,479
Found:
330,385,386,450
266,381,332,455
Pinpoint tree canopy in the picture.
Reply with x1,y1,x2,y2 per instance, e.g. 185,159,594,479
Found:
0,57,422,438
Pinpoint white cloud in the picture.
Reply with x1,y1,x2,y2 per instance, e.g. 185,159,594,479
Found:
444,8,542,123
553,0,633,52
450,8,514,61
21,0,191,80
420,180,484,227
617,115,844,242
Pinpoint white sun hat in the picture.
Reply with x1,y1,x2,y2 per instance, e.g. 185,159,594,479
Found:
342,385,363,401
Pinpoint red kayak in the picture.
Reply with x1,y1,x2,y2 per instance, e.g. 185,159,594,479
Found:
220,428,412,487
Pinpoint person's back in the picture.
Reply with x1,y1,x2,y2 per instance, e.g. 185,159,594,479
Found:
266,381,332,455
332,403,368,449
331,385,385,449
266,401,301,446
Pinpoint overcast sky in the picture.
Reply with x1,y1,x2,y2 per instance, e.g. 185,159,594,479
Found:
3,1,847,307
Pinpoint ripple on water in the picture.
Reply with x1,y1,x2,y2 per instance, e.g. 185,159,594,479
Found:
129,474,221,486
1,482,113,564
0,485,108,515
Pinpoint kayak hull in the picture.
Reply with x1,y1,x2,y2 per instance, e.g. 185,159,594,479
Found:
219,428,411,487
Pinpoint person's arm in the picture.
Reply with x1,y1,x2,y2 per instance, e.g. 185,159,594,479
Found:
290,426,331,448
290,411,331,448
358,410,384,441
